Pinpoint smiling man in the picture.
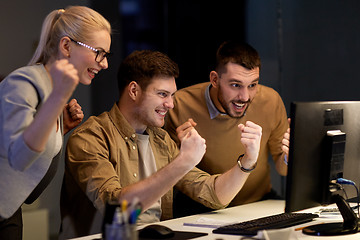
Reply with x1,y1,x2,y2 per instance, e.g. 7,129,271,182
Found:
164,41,290,217
59,50,263,239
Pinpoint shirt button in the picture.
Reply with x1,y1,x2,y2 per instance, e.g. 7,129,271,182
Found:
133,173,137,177
132,146,136,150
131,134,136,138
124,137,128,140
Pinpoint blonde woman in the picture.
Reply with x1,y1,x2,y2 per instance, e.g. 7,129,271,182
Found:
0,6,111,238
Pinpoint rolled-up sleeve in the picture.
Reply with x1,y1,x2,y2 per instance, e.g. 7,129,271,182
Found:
176,167,227,210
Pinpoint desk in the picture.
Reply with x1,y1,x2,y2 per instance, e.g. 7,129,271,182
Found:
69,200,360,240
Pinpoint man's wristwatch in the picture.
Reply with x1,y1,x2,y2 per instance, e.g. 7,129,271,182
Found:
237,154,257,173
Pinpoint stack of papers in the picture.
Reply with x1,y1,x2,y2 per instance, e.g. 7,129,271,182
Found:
183,217,237,228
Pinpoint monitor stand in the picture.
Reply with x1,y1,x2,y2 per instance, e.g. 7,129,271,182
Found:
303,194,359,236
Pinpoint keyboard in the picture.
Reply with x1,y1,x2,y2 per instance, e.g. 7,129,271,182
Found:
212,212,319,236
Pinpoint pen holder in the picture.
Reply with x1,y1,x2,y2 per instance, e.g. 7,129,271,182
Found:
105,223,138,240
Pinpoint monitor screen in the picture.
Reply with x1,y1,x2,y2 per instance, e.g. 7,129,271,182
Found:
285,101,360,213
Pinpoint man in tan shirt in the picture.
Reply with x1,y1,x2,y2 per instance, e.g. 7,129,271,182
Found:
164,41,290,217
60,50,263,239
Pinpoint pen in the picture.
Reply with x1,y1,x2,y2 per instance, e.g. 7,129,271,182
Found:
295,222,325,231
127,197,140,212
121,199,128,213
121,200,128,225
112,207,122,225
129,208,142,224
127,197,143,224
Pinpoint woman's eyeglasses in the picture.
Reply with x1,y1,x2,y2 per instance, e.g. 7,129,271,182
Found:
69,37,111,63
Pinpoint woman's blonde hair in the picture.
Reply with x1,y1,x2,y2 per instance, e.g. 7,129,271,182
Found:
28,6,111,65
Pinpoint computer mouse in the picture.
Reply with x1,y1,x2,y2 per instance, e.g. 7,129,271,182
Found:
138,224,175,239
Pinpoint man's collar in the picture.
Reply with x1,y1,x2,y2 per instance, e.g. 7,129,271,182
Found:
109,103,167,140
205,84,226,119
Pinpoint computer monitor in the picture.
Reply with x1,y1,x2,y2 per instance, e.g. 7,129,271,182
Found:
285,101,360,236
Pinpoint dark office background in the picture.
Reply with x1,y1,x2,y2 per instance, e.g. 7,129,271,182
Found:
89,0,247,115
2,0,360,239
89,0,360,117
